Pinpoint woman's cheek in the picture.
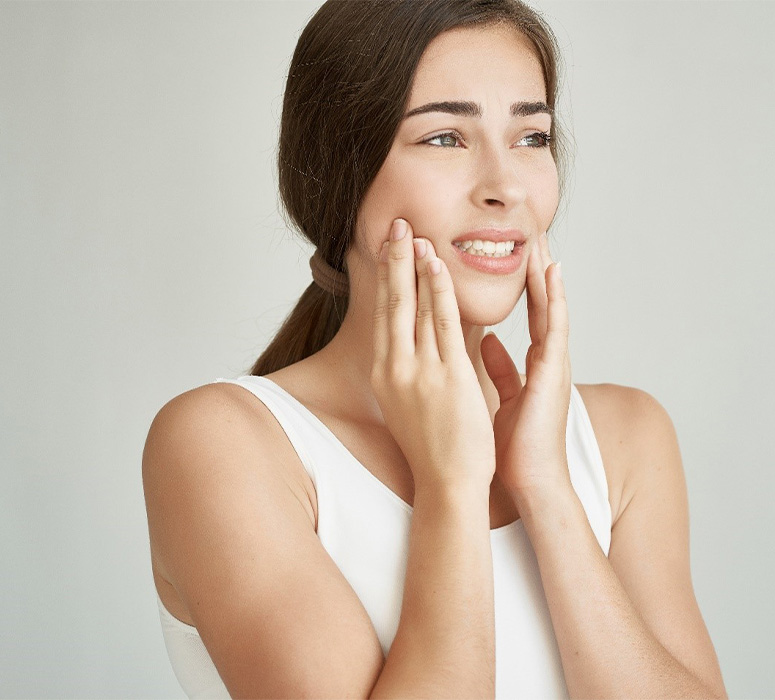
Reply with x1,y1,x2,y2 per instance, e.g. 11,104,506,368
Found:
407,189,461,241
533,161,560,225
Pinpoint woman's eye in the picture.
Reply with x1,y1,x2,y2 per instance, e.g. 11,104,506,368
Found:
423,132,462,148
421,130,552,149
517,131,552,148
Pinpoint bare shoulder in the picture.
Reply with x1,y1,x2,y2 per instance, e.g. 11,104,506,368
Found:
573,382,677,527
142,381,317,579
144,381,314,492
141,381,385,696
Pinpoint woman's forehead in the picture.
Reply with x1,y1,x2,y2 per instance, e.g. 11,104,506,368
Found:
408,24,546,107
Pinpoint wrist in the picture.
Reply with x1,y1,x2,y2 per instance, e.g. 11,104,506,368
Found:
510,475,577,522
413,477,491,515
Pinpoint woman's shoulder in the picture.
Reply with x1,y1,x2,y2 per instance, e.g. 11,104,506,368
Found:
148,375,307,441
145,380,286,457
143,378,318,529
574,381,667,437
573,382,679,529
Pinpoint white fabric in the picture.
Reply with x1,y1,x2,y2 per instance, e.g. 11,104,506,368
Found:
156,375,612,698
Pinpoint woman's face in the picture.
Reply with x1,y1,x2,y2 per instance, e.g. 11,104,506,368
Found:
350,23,559,327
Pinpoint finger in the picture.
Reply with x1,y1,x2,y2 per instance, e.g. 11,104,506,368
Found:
413,237,440,360
537,231,568,362
543,261,569,364
526,234,548,344
481,332,523,404
373,239,391,367
385,218,417,359
538,229,554,271
423,239,466,363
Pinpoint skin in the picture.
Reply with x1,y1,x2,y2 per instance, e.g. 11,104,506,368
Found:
144,21,727,699
315,24,558,421
311,23,728,698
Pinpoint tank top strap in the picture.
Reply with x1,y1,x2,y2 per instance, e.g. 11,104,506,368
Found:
212,375,320,490
567,383,612,554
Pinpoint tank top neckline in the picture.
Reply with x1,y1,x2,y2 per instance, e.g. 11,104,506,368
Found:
243,374,525,537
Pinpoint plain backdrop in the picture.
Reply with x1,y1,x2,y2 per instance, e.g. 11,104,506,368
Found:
1,1,773,697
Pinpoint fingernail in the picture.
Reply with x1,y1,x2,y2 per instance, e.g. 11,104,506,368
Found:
380,241,389,262
428,258,441,275
391,219,407,240
556,261,562,279
413,238,426,259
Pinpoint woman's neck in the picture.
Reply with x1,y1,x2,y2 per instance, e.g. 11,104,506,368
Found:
311,302,501,424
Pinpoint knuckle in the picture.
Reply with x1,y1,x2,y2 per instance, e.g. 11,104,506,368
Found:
389,246,411,262
435,315,455,333
416,300,434,321
372,304,389,322
431,278,452,299
387,292,404,311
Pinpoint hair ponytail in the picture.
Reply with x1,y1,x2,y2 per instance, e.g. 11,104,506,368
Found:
249,282,348,376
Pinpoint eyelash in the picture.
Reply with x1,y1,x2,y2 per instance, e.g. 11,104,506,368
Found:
422,130,552,149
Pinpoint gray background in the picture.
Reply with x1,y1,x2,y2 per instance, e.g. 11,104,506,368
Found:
1,1,772,697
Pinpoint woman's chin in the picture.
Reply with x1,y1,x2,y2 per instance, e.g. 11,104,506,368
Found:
456,291,523,328
448,266,527,326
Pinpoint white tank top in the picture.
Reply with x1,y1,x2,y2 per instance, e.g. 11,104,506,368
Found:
156,375,612,698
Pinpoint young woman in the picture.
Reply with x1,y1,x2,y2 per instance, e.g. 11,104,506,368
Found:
143,1,727,697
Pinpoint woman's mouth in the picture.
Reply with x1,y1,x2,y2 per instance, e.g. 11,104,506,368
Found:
452,239,516,257
450,239,525,274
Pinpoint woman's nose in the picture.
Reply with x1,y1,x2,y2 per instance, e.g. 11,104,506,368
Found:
470,147,528,211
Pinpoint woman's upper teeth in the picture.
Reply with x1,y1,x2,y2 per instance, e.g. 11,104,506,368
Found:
454,239,516,253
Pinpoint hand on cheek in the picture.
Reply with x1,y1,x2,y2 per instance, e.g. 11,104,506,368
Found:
372,218,496,494
480,230,573,507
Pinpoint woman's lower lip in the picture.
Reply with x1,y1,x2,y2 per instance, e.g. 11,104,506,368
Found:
450,243,525,274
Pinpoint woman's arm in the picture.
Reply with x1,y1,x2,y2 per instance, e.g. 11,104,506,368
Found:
370,480,495,698
145,220,499,698
143,386,495,699
369,220,499,696
513,384,727,699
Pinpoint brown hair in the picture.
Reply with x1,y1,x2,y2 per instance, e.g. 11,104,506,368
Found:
250,0,569,376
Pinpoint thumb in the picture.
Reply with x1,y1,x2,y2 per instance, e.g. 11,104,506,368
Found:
481,332,523,405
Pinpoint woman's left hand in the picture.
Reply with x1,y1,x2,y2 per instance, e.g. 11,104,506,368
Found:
480,232,573,506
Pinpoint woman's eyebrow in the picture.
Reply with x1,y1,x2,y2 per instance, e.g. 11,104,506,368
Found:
403,100,553,119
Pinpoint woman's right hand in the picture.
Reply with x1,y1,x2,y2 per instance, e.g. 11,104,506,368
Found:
371,218,496,496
